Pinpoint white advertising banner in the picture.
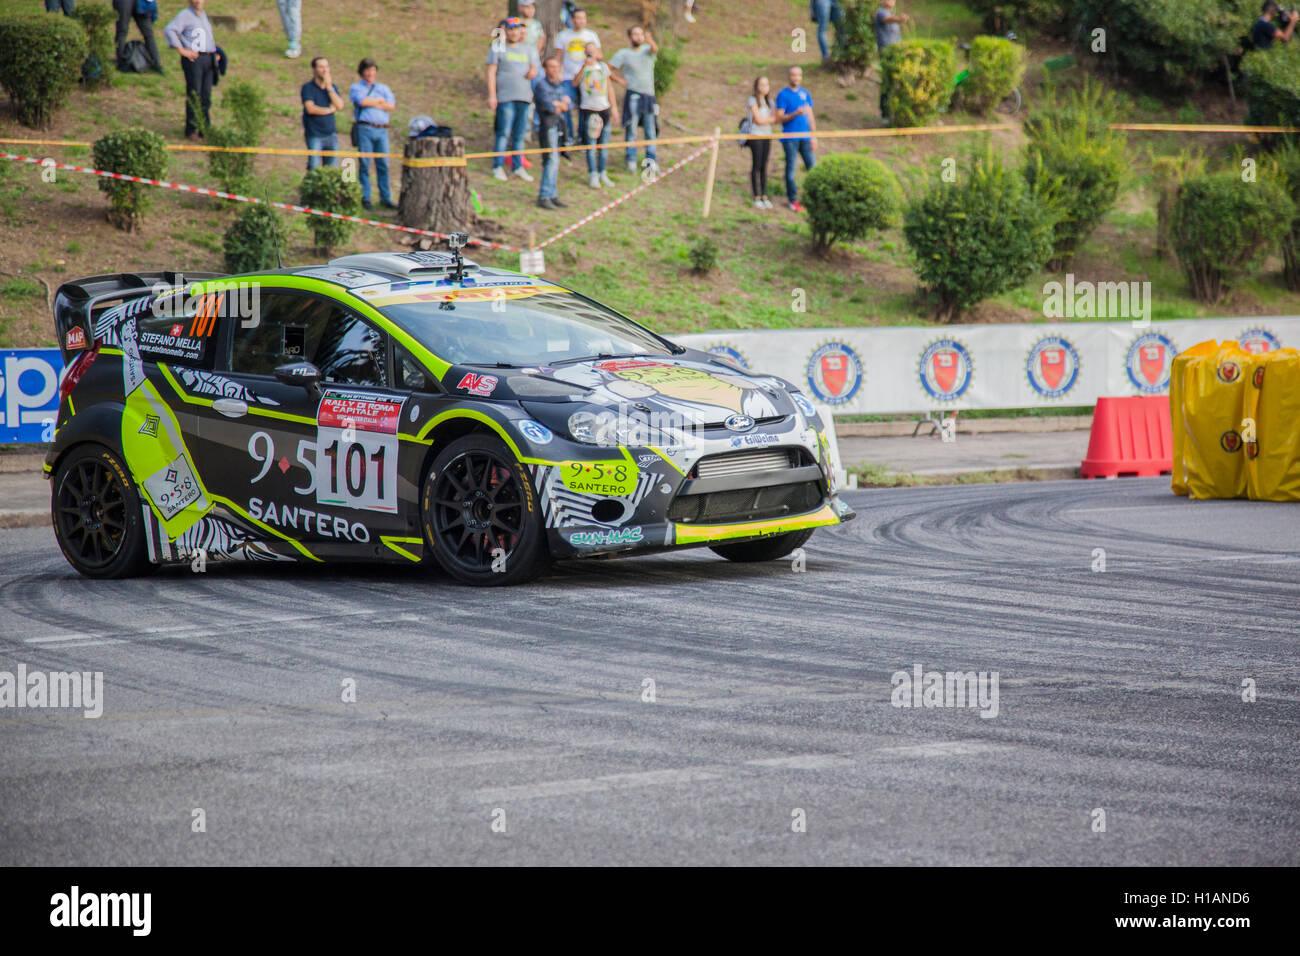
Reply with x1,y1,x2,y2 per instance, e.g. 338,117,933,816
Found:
676,318,1298,415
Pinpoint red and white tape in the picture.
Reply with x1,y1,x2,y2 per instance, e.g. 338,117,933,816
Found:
0,152,521,251
535,142,713,250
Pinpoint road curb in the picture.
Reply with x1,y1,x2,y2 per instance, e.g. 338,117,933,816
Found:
0,512,49,529
836,416,1092,437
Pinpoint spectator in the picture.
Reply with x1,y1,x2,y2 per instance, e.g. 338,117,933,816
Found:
875,0,908,121
555,7,599,144
164,0,218,141
533,56,572,209
301,56,343,170
1253,2,1298,49
578,41,617,189
44,0,75,14
685,0,697,24
349,58,396,210
487,17,540,182
519,1,545,57
113,0,162,73
811,1,844,62
610,24,658,176
277,0,302,59
745,76,775,209
774,65,816,212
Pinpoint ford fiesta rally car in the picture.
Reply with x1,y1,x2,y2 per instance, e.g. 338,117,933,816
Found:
46,249,855,585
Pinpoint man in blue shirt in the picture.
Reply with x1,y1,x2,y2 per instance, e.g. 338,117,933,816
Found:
1253,2,1298,49
349,58,396,210
302,58,344,171
774,66,816,212
533,57,573,209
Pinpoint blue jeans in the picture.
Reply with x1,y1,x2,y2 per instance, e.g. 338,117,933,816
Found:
623,93,658,166
493,100,530,171
355,124,390,203
539,123,561,200
782,138,815,202
813,0,844,59
276,0,301,49
561,80,577,144
582,110,611,174
306,132,338,170
45,0,75,13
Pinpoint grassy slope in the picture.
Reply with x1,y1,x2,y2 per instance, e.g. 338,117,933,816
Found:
1,0,1295,349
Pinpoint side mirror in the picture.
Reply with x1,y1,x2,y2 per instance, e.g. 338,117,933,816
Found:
274,361,321,389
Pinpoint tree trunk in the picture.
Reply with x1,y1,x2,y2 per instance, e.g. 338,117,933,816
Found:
535,0,564,50
398,135,473,237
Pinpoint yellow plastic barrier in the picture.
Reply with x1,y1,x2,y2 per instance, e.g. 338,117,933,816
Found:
1172,341,1251,499
1169,340,1219,497
1244,347,1300,502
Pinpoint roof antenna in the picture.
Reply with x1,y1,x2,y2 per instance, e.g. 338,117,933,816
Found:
448,232,469,282
265,188,283,270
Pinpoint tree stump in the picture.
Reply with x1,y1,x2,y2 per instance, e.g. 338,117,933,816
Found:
398,135,473,236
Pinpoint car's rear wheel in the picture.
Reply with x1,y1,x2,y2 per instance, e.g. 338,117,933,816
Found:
421,433,548,586
709,528,814,563
51,444,152,579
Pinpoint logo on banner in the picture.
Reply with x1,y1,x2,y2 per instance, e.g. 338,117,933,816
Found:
1025,335,1081,400
1217,360,1242,384
705,344,750,369
1125,332,1176,394
919,339,974,402
806,342,863,405
1238,327,1280,354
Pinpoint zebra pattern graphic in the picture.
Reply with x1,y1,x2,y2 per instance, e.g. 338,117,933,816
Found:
92,295,153,346
528,465,659,530
142,507,293,564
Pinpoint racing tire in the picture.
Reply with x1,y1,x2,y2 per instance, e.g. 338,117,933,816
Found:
421,433,549,586
51,444,153,579
709,528,814,563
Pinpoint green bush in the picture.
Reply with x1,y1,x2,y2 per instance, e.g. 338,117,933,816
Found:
962,36,1026,115
1273,144,1300,290
881,38,958,128
224,204,288,275
299,165,363,254
968,0,1067,32
1241,44,1300,137
903,145,1058,321
1070,0,1253,87
73,3,115,90
831,0,875,74
0,13,88,128
1150,149,1206,261
1024,76,1127,142
1023,99,1126,268
204,81,268,194
802,154,898,254
92,128,167,231
1171,171,1294,303
688,236,718,274
654,43,681,98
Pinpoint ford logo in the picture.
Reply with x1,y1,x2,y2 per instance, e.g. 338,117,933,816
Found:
724,414,755,433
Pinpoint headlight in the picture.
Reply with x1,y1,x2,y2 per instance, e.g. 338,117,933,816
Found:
567,410,618,445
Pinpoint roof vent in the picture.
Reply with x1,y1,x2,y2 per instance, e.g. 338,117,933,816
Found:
328,251,479,277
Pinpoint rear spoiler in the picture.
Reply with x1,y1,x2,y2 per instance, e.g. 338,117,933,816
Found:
52,271,226,363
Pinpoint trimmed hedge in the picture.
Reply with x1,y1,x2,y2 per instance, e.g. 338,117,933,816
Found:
962,36,1026,115
1171,171,1294,303
1274,144,1300,290
881,38,958,128
92,128,167,231
1241,44,1300,134
903,146,1058,321
802,153,898,254
74,3,115,90
299,165,362,255
205,81,268,194
831,0,876,74
0,13,89,128
224,204,288,275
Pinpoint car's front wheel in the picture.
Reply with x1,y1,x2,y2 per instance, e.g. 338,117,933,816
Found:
709,528,814,563
51,444,152,579
421,433,548,586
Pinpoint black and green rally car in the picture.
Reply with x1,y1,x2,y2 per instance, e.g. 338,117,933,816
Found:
46,247,854,585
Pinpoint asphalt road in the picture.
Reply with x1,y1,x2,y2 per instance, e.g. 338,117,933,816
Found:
1,478,1296,865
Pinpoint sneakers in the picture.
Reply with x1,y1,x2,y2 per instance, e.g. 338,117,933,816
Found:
513,167,534,181
762,197,773,208
599,171,614,187
285,47,301,59
753,198,764,209
380,199,397,210
361,200,373,210
626,160,638,173
492,166,508,181
790,200,805,212
685,11,696,23
589,172,601,188
521,156,533,169
551,196,569,207
537,197,557,209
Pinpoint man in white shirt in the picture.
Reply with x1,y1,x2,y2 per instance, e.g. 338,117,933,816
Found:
553,6,599,146
164,0,217,140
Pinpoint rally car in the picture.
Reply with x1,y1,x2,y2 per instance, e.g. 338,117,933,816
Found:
45,245,855,585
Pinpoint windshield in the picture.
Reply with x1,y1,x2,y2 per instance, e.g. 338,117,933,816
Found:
358,280,673,367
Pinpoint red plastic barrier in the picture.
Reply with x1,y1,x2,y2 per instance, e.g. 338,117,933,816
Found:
1080,395,1173,479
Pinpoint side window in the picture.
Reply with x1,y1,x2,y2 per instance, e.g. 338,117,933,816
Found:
394,343,432,391
314,308,389,387
229,292,334,377
134,292,223,369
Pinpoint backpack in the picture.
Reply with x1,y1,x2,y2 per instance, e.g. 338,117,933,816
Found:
737,114,753,147
117,40,152,73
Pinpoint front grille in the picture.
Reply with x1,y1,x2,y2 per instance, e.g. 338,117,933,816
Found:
692,448,799,480
668,480,823,524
